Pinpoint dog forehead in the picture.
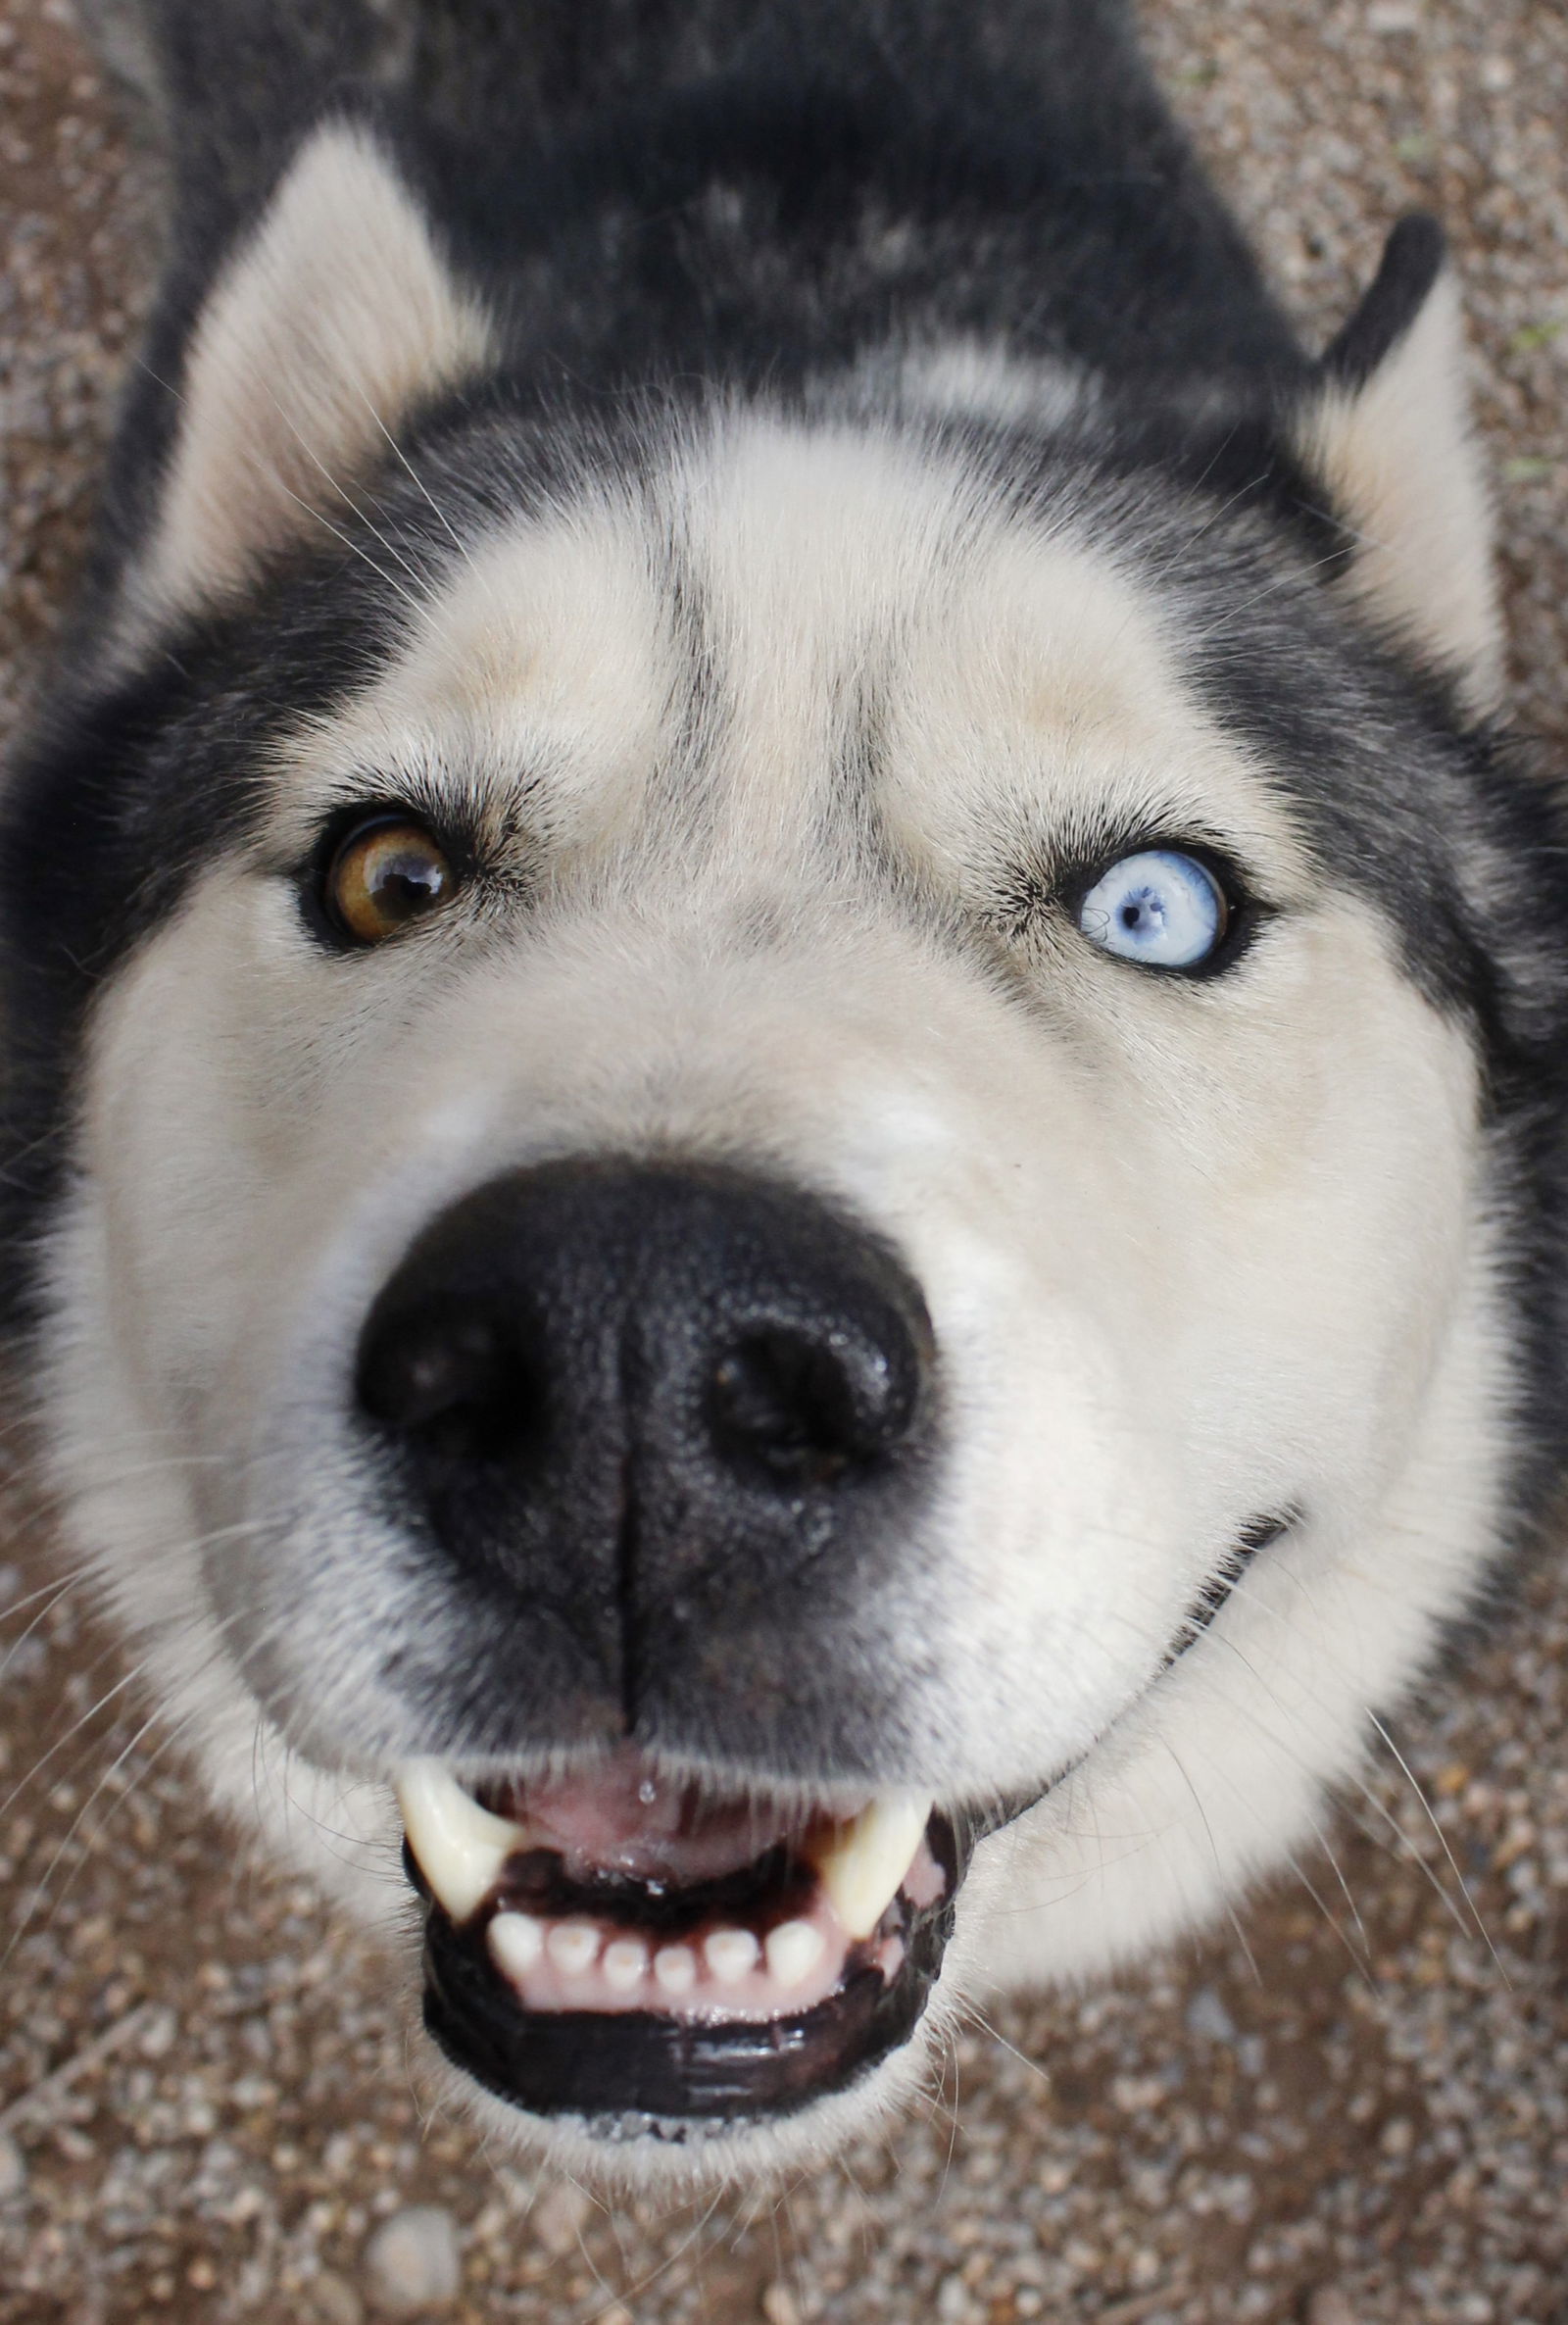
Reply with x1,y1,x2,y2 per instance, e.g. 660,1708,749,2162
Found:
273,415,1300,875
275,488,672,845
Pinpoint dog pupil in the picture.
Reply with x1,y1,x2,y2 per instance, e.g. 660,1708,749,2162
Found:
377,853,442,916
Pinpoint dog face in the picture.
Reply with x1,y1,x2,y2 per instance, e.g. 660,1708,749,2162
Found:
8,124,1564,2179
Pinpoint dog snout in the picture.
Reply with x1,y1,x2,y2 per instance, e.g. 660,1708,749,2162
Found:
353,1159,941,1745
358,1162,925,1485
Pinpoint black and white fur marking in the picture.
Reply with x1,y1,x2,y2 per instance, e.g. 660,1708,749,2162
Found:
6,0,1568,2185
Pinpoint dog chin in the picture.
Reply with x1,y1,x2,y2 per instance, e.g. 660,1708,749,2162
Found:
432,2010,950,2193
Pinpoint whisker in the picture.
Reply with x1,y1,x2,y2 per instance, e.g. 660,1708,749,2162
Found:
1366,1707,1508,1981
591,2181,728,2319
0,1566,97,1680
1200,1633,1498,1966
1,1668,229,1974
0,1997,162,2137
349,379,488,577
961,1997,1053,2092
0,1655,150,1830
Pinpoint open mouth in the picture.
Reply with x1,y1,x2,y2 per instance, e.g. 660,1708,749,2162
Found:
398,1752,966,2135
394,1513,1291,2135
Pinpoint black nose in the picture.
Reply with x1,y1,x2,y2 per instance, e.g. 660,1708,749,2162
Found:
354,1159,938,1740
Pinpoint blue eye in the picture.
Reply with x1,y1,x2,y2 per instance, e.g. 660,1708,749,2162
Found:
1077,849,1230,970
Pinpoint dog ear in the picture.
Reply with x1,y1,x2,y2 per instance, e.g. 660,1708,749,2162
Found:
137,123,494,619
1298,216,1503,711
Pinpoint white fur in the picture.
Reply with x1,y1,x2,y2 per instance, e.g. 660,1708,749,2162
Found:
866,339,1096,431
1299,267,1504,710
130,125,493,630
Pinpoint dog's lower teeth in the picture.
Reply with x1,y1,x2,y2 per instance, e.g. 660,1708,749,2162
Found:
488,1911,544,1978
483,1910,847,2014
601,1936,649,1991
704,1927,760,1983
653,1944,698,1995
764,1918,825,1986
547,1919,601,1976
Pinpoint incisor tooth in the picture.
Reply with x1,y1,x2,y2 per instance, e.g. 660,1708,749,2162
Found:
764,1918,825,1987
395,1759,526,1923
704,1927,760,1984
602,1937,648,1992
810,1794,931,1939
548,1919,601,1977
488,1911,544,1980
654,1945,697,1996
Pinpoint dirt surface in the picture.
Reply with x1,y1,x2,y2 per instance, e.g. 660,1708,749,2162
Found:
2,2,1567,2321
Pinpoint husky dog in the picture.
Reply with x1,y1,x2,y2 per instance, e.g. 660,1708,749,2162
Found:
6,0,1565,2185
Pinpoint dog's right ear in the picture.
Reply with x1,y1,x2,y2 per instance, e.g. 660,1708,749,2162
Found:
135,122,495,622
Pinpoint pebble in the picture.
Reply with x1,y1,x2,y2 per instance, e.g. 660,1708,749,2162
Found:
1367,2,1422,32
136,2005,177,2060
1184,1986,1237,2044
529,2176,592,2257
0,2132,26,2201
315,2271,367,2325
362,2205,462,2316
1304,2294,1358,2325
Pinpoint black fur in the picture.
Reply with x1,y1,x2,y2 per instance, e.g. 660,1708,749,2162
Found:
1322,210,1446,388
68,0,1312,614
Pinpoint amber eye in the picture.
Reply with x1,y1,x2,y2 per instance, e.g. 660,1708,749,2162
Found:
324,816,456,945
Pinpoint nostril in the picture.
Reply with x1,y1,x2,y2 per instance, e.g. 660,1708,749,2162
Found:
708,1326,919,1486
357,1306,544,1463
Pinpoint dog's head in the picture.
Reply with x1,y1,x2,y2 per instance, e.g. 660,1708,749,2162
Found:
7,128,1564,2180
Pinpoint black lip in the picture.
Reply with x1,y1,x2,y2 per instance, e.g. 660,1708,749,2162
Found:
408,1814,966,2134
1164,1509,1292,1666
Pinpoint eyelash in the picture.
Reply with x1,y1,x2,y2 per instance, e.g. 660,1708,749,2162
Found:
988,841,1256,968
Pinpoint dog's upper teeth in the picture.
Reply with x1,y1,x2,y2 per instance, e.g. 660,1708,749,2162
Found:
395,1758,527,1922
809,1794,931,1939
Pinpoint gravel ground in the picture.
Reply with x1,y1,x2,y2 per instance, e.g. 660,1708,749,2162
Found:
2,2,1566,2320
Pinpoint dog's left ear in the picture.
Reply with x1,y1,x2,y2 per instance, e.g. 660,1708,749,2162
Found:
135,122,495,624
1297,216,1502,711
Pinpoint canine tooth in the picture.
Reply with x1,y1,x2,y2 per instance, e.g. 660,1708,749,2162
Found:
602,1937,648,1992
653,1945,697,1996
488,1911,544,1980
547,1920,602,1977
395,1758,527,1923
704,1927,760,1984
764,1919,825,1987
811,1794,931,1940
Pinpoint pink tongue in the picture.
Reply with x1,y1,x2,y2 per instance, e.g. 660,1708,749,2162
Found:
490,1750,849,1886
